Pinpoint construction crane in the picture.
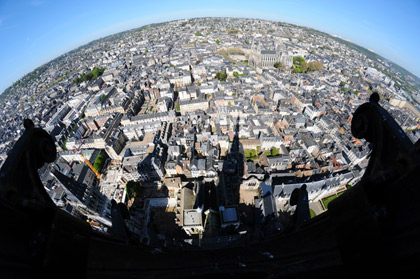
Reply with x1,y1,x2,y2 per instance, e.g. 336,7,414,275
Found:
64,161,72,175
74,141,101,179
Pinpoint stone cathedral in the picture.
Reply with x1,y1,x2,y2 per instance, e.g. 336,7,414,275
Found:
249,38,293,69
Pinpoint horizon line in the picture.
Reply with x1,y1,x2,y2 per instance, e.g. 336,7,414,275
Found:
2,16,419,95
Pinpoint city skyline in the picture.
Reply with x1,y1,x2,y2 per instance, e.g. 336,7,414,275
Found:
1,0,420,94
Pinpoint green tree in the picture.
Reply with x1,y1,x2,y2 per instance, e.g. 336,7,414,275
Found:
292,56,306,73
292,56,323,73
84,72,94,81
271,147,279,156
74,67,105,84
215,39,220,44
274,61,285,69
293,56,305,65
300,61,308,73
215,71,227,82
62,139,68,151
306,61,323,72
93,153,108,172
92,67,105,79
126,180,143,200
293,66,303,73
195,32,202,36
245,149,258,160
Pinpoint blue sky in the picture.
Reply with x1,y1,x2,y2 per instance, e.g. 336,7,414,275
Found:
1,0,419,93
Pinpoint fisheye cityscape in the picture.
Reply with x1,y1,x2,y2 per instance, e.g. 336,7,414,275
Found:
1,15,420,250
